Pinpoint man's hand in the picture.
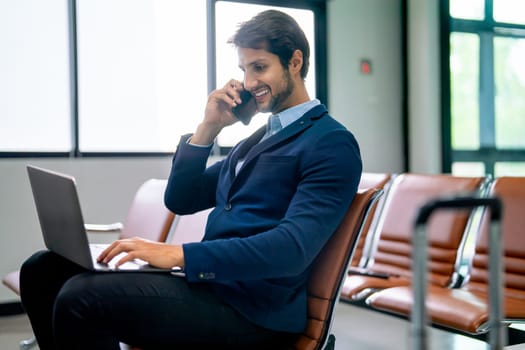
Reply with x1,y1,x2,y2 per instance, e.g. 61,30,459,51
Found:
97,237,184,269
190,79,245,146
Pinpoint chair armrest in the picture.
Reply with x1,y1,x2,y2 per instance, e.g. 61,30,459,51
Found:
84,222,123,233
2,270,21,295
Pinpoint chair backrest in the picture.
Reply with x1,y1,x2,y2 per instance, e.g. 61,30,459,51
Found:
367,173,485,287
168,208,212,245
466,176,525,301
351,172,393,267
119,179,175,242
293,187,383,350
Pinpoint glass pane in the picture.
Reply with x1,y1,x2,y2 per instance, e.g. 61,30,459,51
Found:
495,162,525,176
0,0,71,152
77,0,207,152
450,0,485,20
494,37,525,149
494,0,525,24
452,162,485,176
215,1,316,147
450,33,480,150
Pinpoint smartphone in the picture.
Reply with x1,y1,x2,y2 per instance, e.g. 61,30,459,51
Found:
232,89,257,125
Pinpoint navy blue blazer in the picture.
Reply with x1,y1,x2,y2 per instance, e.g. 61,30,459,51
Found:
164,104,362,333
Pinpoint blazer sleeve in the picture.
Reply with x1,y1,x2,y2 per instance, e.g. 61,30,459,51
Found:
164,134,222,214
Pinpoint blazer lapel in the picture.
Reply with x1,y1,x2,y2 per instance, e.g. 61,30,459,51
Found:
235,105,329,179
227,125,266,182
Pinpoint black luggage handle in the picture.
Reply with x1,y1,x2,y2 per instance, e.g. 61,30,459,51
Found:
411,195,504,350
415,195,502,224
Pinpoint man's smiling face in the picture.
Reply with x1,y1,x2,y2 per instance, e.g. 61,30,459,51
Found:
237,47,297,115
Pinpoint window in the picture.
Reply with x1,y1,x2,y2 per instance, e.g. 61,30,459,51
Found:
493,0,525,24
494,37,525,149
450,0,484,20
1,0,326,156
214,1,317,147
0,0,71,153
443,0,525,176
450,32,479,150
77,0,207,153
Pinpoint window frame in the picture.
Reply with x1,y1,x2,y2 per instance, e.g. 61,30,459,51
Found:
1,0,327,158
441,0,525,175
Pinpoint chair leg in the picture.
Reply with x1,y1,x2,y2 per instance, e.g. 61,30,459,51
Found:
322,334,336,350
20,336,37,350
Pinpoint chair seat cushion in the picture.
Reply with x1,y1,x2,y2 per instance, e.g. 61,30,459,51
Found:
367,284,525,334
340,273,410,301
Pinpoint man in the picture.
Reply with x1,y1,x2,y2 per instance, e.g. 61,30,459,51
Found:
20,9,362,349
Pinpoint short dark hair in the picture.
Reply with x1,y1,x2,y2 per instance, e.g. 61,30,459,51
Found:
228,9,310,79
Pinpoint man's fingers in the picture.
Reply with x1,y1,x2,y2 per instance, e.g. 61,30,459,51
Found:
114,251,137,268
99,240,132,263
97,242,117,262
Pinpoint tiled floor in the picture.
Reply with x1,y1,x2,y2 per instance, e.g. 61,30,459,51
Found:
1,301,523,349
331,302,489,349
0,310,35,350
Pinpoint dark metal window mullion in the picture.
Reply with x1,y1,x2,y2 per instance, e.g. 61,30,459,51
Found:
478,31,495,149
478,0,496,174
68,0,80,157
440,0,452,173
478,31,496,175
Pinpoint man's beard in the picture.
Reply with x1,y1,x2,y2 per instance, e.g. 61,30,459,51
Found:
265,69,294,114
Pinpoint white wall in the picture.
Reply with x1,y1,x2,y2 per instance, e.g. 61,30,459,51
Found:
0,0,442,303
328,0,441,174
408,0,442,173
328,0,404,173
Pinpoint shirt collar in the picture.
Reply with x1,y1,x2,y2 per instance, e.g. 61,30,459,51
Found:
277,99,321,129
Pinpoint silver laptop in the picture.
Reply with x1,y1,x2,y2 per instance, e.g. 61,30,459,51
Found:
27,165,177,273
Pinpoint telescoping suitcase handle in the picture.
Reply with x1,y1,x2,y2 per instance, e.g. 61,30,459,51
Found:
411,195,503,350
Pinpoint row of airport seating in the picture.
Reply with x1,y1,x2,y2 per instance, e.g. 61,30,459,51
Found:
348,172,525,345
2,177,383,350
4,172,524,348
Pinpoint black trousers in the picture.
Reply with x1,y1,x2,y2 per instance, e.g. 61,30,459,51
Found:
20,250,296,350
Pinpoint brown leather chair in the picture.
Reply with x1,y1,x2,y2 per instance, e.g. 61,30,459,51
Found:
340,173,486,302
2,178,175,350
367,176,525,336
107,179,175,242
292,187,383,350
351,172,393,267
124,188,383,350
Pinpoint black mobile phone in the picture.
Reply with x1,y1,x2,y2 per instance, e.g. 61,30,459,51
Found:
232,89,257,125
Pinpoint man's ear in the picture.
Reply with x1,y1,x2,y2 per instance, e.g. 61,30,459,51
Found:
288,49,303,76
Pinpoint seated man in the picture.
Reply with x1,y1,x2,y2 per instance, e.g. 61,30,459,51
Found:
20,9,362,349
